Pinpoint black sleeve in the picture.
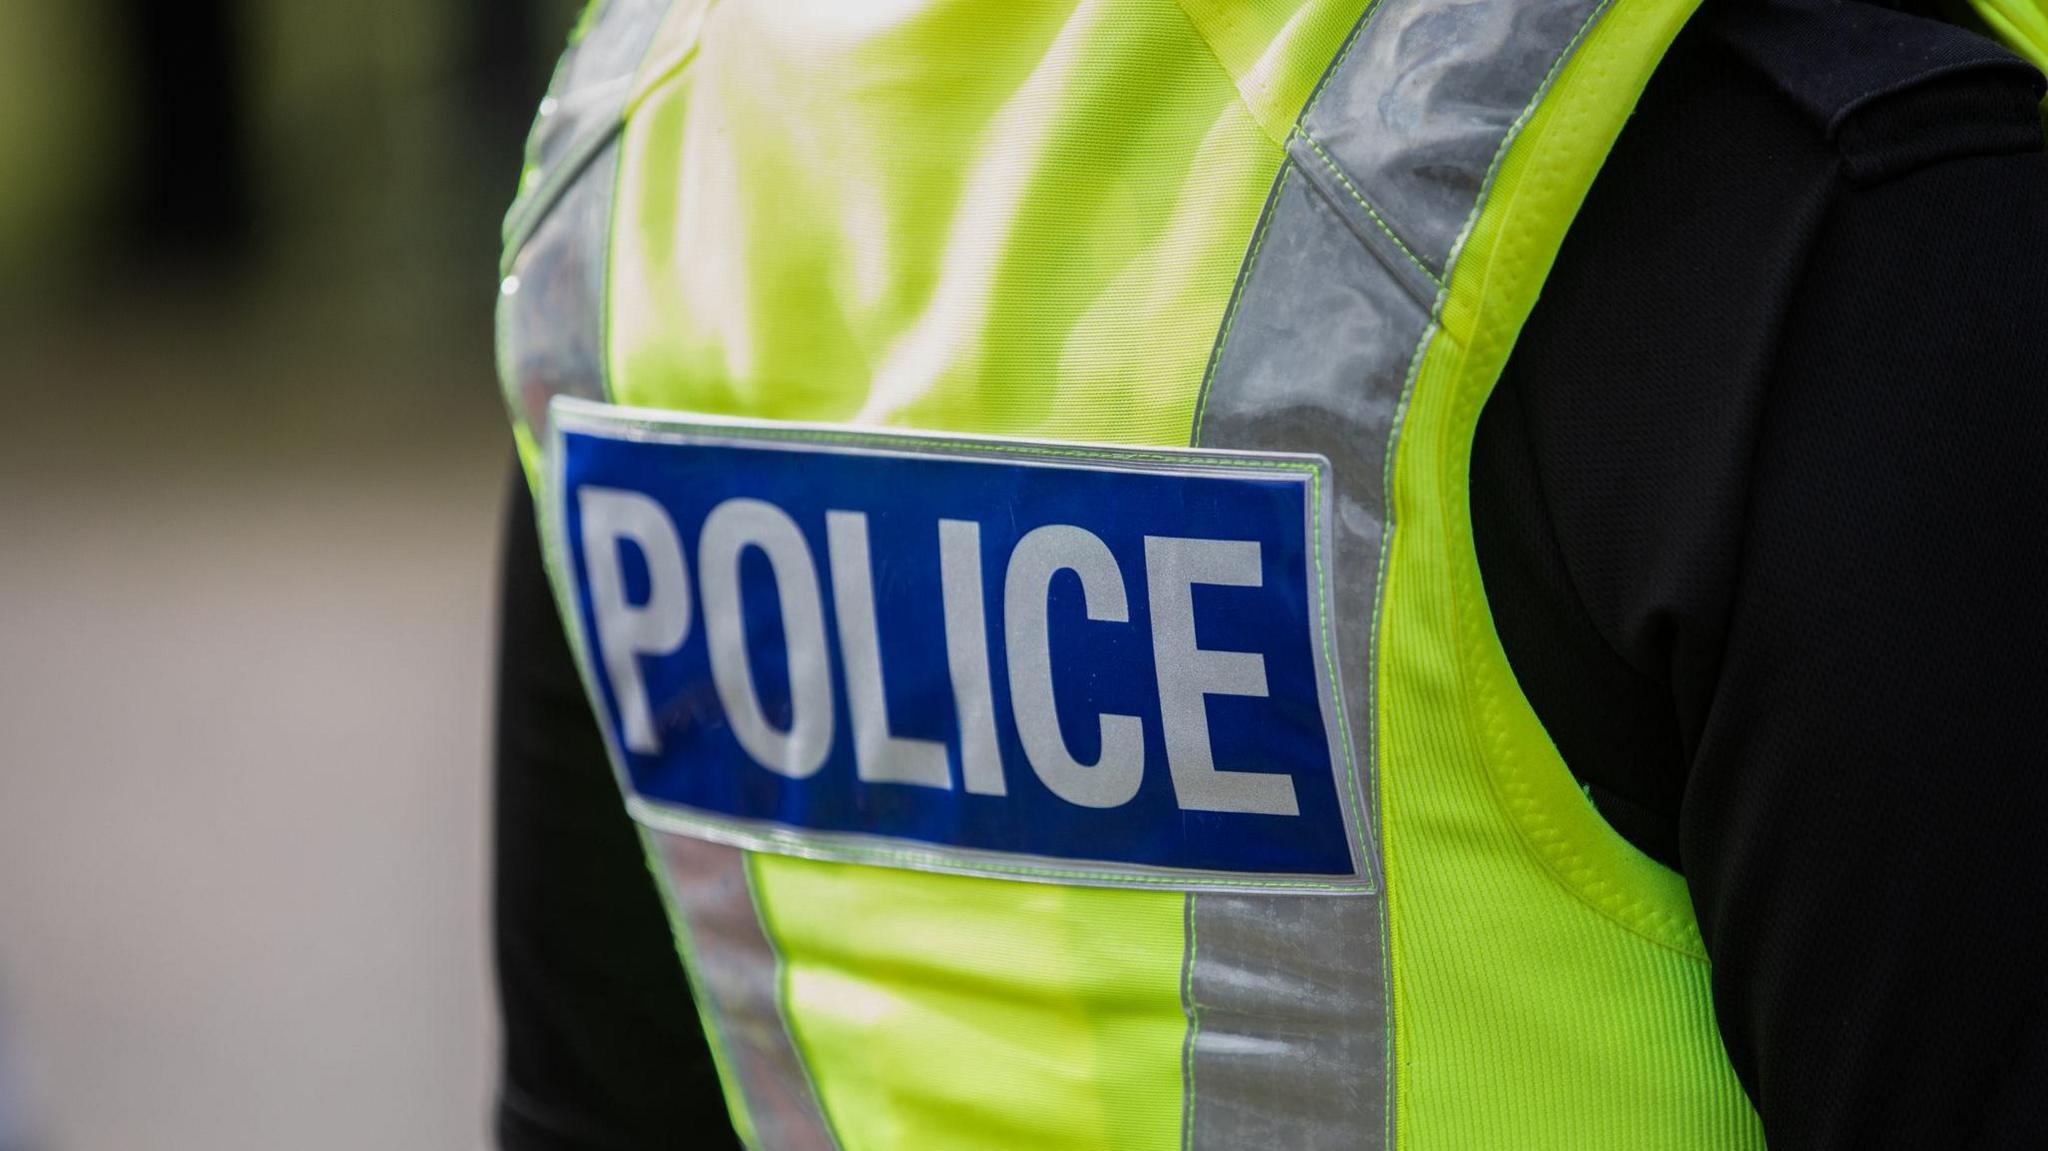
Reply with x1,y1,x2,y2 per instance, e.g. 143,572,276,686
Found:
494,470,741,1150
1475,11,2048,1142
1680,145,2048,1147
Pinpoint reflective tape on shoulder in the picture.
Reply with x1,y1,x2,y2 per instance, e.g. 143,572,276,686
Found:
650,833,837,1151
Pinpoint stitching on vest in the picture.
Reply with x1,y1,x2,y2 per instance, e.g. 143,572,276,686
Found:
1190,162,1297,447
501,1,700,275
1291,0,1444,290
740,853,847,1149
589,418,1325,474
502,121,621,278
1420,0,1713,959
1167,1,1292,150
1179,894,1202,1151
548,418,1347,884
633,832,756,1141
639,813,1368,889
1436,0,1610,293
1184,0,1388,450
1299,0,1385,123
1298,135,1446,287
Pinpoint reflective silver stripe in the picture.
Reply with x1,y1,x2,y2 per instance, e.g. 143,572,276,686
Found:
1196,163,1419,764
651,832,838,1151
499,138,620,446
1185,156,1407,1148
1183,892,1390,1149
1186,0,1614,1146
503,0,675,256
500,7,836,1146
499,0,676,443
1302,0,1609,277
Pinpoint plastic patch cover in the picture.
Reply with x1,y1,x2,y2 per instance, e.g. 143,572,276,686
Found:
545,398,1372,892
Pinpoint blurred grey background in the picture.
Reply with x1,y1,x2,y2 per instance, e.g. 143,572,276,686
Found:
0,1,579,1146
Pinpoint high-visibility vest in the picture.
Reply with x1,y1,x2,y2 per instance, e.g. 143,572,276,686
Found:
497,1,1767,1146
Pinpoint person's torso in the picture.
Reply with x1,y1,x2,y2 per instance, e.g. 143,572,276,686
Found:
497,1,1764,1146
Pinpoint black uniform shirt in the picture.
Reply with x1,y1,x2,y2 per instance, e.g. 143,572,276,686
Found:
493,1,2048,1146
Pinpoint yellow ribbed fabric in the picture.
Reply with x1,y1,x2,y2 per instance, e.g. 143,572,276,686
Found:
1375,0,1765,1144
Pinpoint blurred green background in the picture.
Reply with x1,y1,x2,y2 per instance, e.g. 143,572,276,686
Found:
0,1,579,1146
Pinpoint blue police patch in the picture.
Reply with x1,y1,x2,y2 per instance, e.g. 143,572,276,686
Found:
546,399,1371,891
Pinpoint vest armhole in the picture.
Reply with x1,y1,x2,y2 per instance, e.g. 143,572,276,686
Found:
1400,0,1711,961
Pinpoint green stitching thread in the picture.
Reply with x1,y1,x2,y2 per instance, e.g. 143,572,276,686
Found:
1298,0,1387,123
1415,0,1707,957
1435,0,1613,291
1187,0,1387,452
1190,162,1295,446
1366,311,1439,1151
635,801,1368,891
1302,470,1373,872
633,826,758,1146
1180,892,1202,1151
742,852,847,1149
1299,135,1444,287
580,412,1325,476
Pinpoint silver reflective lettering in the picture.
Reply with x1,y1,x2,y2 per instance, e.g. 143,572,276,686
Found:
939,519,1007,796
1144,536,1298,816
579,486,692,755
1003,524,1144,809
699,498,834,779
827,510,951,790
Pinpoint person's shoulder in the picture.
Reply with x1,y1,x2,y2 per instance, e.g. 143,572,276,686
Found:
1693,0,2045,184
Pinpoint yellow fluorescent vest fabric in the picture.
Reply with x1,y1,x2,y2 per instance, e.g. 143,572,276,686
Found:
496,0,1768,1146
609,0,1362,440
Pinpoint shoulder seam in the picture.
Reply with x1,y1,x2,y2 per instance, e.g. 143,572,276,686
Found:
1708,0,2043,148
1825,55,2045,136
